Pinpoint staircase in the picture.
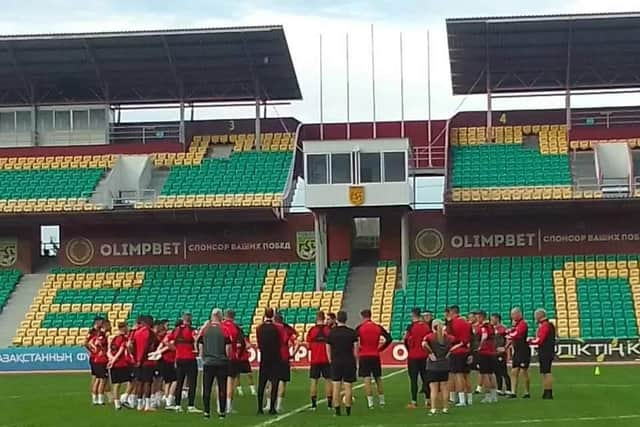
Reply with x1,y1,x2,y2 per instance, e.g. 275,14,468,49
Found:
147,168,170,197
0,273,46,347
571,151,598,191
90,169,115,207
341,266,377,328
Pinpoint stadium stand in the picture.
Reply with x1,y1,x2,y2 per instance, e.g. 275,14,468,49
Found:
390,255,640,341
12,262,347,347
370,261,396,333
0,270,22,314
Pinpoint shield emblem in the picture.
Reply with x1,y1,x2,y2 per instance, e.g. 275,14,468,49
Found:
296,231,316,261
349,186,365,206
0,238,17,267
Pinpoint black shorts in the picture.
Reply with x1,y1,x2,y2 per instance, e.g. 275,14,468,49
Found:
331,362,357,383
310,363,331,380
278,361,291,382
358,356,382,378
512,350,532,370
428,370,449,383
469,353,479,371
450,353,470,374
91,362,108,379
110,367,132,384
159,360,177,383
539,354,553,375
478,354,497,375
230,360,252,377
135,365,156,384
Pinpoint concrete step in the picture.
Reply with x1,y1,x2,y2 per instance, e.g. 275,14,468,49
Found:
0,273,47,347
340,266,377,328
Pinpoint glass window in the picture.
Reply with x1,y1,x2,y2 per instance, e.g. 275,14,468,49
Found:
384,152,406,182
16,111,31,132
73,110,89,130
307,154,328,184
0,112,14,133
331,153,352,184
54,110,71,130
89,109,106,129
360,152,381,183
37,110,54,131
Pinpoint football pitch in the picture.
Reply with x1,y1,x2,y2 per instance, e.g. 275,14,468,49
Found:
2,366,639,427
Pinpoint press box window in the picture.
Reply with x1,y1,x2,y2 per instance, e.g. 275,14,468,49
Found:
383,152,406,182
331,153,352,184
307,154,328,184
360,152,381,183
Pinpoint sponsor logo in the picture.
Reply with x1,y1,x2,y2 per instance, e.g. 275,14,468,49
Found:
0,238,17,267
349,186,365,206
296,231,316,261
65,237,95,266
415,228,445,258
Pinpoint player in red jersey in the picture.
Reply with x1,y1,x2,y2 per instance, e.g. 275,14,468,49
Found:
131,315,159,412
306,310,333,411
85,316,105,405
356,308,392,409
108,322,132,409
235,335,256,397
222,309,246,414
271,313,298,412
528,309,556,400
507,307,531,398
152,319,177,408
447,305,473,406
403,308,431,409
166,313,201,413
476,311,498,403
491,313,513,396
88,322,109,405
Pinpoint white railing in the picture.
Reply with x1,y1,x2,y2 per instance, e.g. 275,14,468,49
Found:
112,189,157,208
110,124,180,144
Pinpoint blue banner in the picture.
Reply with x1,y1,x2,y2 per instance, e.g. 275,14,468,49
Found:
0,347,90,372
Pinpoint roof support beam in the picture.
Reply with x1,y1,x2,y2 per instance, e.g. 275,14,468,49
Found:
160,36,183,100
82,39,109,102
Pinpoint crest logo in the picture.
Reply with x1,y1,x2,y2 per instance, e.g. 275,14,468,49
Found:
349,186,365,206
0,239,17,267
415,228,445,258
66,237,95,266
296,231,316,261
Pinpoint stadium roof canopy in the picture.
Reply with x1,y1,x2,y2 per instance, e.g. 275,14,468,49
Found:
447,12,640,95
0,26,301,106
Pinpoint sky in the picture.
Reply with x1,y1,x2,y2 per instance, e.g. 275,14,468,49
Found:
3,0,640,123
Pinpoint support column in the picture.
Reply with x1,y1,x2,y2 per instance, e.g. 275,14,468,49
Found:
314,211,328,291
179,100,185,145
400,211,409,290
31,105,37,146
565,89,571,131
255,98,261,150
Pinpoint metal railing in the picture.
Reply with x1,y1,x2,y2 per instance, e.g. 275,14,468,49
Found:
112,189,158,208
110,124,180,144
411,146,446,169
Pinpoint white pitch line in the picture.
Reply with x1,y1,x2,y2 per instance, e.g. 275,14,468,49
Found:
253,368,408,427
362,414,640,426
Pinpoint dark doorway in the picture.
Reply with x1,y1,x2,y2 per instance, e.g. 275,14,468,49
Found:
351,217,380,266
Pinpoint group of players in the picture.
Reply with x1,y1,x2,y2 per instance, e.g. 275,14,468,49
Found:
85,303,555,418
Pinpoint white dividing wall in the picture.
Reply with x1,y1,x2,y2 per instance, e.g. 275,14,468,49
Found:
595,142,631,181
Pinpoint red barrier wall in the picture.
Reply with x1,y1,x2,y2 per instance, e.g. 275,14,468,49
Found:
0,142,183,158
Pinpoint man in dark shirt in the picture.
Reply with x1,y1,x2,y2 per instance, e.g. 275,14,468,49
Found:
491,313,513,396
198,308,231,419
306,310,332,410
327,311,358,416
528,308,556,400
256,308,281,415
356,308,392,409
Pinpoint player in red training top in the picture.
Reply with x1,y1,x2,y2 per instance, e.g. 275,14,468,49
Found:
403,308,431,409
88,321,109,405
528,308,556,400
356,308,392,409
234,335,256,397
85,316,105,405
306,310,333,410
447,305,473,406
476,311,498,403
108,322,132,410
270,313,298,412
507,307,531,398
131,315,159,412
222,309,246,414
491,313,513,396
166,313,201,413
152,319,177,408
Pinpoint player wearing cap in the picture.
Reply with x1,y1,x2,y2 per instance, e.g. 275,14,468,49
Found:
356,308,392,409
166,312,201,413
327,311,358,416
507,307,531,399
306,311,333,410
403,308,431,409
476,311,498,403
447,305,473,407
528,309,556,400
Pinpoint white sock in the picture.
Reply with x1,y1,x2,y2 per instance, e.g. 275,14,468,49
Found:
128,395,136,407
367,396,374,407
458,392,466,405
264,398,271,410
491,389,498,401
250,385,256,395
276,397,283,411
467,392,473,405
167,395,175,407
476,385,483,392
379,394,385,405
236,386,244,396
114,400,121,409
137,398,144,410
92,394,97,404
226,398,232,413
449,392,456,402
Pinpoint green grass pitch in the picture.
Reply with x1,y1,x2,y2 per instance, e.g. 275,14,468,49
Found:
2,366,639,427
